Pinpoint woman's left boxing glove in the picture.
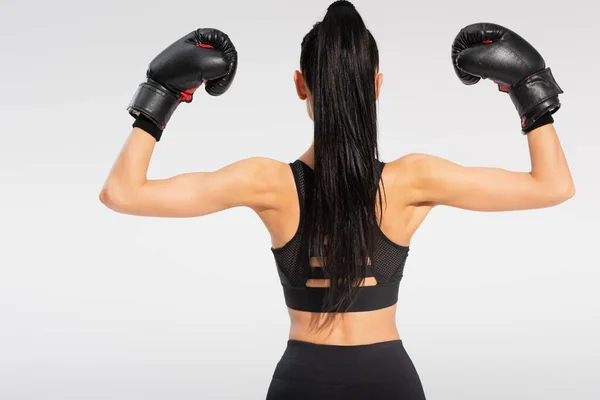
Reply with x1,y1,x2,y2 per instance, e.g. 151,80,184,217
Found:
451,23,562,133
127,28,238,141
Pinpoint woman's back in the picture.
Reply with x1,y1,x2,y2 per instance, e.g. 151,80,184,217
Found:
257,155,433,345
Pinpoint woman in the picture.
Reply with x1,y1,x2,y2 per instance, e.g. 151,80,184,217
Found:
100,1,574,399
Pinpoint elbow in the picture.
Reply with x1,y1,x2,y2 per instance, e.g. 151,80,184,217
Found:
546,180,576,206
99,188,115,209
99,183,132,213
564,182,576,200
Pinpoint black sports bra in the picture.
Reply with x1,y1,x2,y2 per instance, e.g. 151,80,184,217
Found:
271,160,410,313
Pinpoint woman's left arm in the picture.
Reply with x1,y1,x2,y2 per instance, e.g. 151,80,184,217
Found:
99,128,280,217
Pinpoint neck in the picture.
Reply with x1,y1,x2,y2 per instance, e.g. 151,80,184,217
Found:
299,142,315,168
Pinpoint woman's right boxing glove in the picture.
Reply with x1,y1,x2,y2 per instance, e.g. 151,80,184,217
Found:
127,28,238,141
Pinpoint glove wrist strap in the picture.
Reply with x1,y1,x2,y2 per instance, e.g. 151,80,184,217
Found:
509,68,563,131
127,79,180,130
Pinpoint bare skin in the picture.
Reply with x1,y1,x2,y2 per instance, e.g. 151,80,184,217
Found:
100,71,575,346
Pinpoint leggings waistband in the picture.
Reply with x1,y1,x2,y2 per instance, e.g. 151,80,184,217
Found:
275,339,416,385
284,339,404,362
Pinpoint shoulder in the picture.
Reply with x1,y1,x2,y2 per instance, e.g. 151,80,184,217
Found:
232,157,293,209
248,157,291,180
384,153,444,204
228,157,290,181
211,156,291,198
384,153,438,184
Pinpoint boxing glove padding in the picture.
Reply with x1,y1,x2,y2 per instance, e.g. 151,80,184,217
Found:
451,23,563,131
127,28,238,140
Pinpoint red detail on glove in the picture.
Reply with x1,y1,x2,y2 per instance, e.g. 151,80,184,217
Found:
482,40,493,44
176,44,213,101
179,87,199,102
493,80,511,93
521,116,526,128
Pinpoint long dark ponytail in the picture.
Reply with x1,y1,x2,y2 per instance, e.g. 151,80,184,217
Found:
300,0,383,333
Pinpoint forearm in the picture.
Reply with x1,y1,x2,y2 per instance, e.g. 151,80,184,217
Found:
527,123,575,194
102,128,156,195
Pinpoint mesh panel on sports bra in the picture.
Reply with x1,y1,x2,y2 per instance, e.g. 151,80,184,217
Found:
271,159,410,312
271,161,311,287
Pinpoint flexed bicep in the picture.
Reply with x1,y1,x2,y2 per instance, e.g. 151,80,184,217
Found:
402,147,574,212
101,157,283,218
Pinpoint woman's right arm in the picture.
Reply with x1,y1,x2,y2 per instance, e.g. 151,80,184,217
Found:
402,123,575,211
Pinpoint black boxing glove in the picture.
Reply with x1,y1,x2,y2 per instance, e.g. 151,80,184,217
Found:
451,23,563,133
128,28,238,141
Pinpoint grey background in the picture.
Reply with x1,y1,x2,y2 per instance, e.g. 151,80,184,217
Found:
1,0,598,399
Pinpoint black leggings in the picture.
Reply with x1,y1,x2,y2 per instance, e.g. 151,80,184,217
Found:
266,339,427,400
